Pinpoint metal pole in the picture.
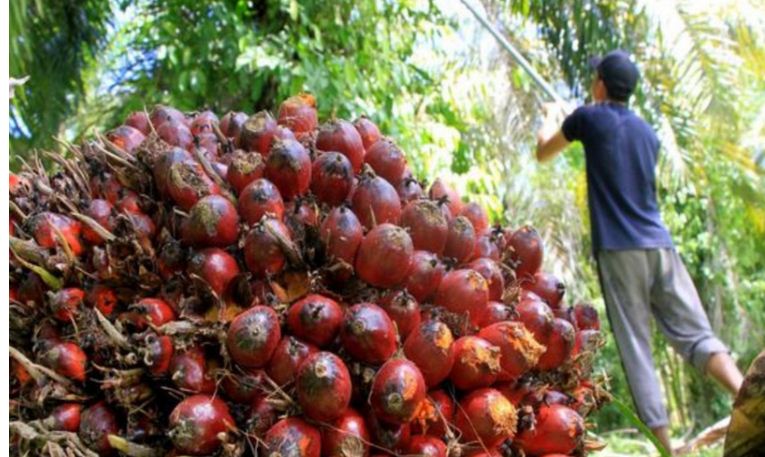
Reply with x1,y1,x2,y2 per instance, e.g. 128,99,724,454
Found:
459,0,565,104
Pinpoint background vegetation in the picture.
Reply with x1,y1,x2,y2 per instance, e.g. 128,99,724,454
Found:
10,0,765,454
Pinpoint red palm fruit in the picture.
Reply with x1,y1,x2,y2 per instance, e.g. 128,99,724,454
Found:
264,139,311,200
464,450,502,457
472,232,502,262
355,224,413,288
454,388,517,448
354,115,381,151
169,346,215,394
107,125,145,153
89,172,122,203
30,212,83,256
515,298,554,345
192,132,220,160
86,284,118,316
367,412,412,451
572,329,602,357
226,150,265,194
403,320,455,387
264,418,321,457
131,298,176,329
495,381,534,407
397,175,425,203
49,403,82,432
249,396,277,435
239,111,296,156
408,435,448,457
320,206,363,272
49,288,85,321
321,408,370,457
43,342,87,382
481,301,515,327
166,157,220,210
521,388,571,410
150,105,187,128
152,147,191,197
286,198,320,228
243,217,292,277
268,336,318,386
523,272,566,309
156,238,186,280
157,119,193,148
311,152,354,206
82,199,114,245
220,111,248,139
478,322,545,381
460,202,489,234
340,303,398,364
277,93,319,135
79,402,119,455
142,332,174,376
316,119,366,173
536,318,575,371
127,211,156,244
573,302,600,330
181,195,240,247
187,248,240,296
17,272,47,307
287,294,344,347
434,269,489,327
352,172,402,229
365,138,407,186
226,306,281,367
468,258,505,301
125,111,151,135
239,178,285,223
296,351,352,422
400,200,448,255
221,368,268,403
506,226,544,281
515,405,584,456
411,390,454,437
371,359,427,424
443,216,476,263
190,110,218,135
169,395,235,456
405,251,446,303
378,289,420,339
449,336,501,390
429,178,462,218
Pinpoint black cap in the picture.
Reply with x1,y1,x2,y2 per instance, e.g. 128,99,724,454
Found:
589,50,639,101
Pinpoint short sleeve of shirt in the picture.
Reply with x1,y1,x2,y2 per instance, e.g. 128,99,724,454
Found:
561,106,589,142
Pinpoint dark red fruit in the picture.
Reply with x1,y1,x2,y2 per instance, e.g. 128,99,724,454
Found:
220,111,248,139
192,132,220,159
407,435,447,457
365,138,407,186
321,408,370,457
264,139,311,200
79,402,119,455
107,125,145,153
400,200,448,255
478,322,545,382
573,329,602,357
287,294,344,347
169,346,215,394
443,216,476,263
481,301,515,327
397,175,425,203
82,199,114,245
515,404,584,456
226,150,265,194
449,336,501,390
49,288,85,321
378,290,420,339
125,111,151,135
249,396,277,435
434,269,489,327
221,368,268,403
166,156,220,210
468,258,505,301
286,198,320,228
296,351,352,422
239,178,285,224
516,298,554,345
190,110,218,135
43,342,87,382
355,223,413,288
429,178,462,218
311,152,354,206
506,226,544,281
411,390,454,437
316,119,366,173
523,272,565,308
454,388,517,448
142,332,174,376
371,359,426,424
157,119,193,148
226,306,281,368
181,195,239,247
267,336,318,386
152,147,191,197
30,212,83,256
573,302,600,330
472,232,502,262
169,395,235,456
405,251,446,303
403,320,455,387
49,403,82,432
264,417,321,457
351,173,402,229
130,298,177,329
320,206,363,273
150,105,187,128
187,248,240,296
85,285,118,316
460,202,489,234
239,111,296,156
536,318,575,371
243,217,292,277
354,115,381,151
367,412,411,452
277,93,319,136
340,303,397,365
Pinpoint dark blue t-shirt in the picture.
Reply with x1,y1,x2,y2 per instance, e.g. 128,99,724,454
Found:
561,103,673,251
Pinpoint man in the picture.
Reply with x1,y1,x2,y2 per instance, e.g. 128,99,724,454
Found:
535,50,744,454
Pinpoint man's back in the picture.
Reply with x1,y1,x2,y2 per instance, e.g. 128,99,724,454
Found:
562,102,673,251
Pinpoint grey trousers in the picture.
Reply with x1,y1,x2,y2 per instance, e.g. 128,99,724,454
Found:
596,248,728,428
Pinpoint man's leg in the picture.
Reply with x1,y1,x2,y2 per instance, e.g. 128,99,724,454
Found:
596,250,672,453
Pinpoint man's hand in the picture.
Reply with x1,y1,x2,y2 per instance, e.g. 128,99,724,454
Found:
536,100,574,163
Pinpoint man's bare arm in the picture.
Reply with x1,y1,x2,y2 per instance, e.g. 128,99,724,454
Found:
536,102,572,162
